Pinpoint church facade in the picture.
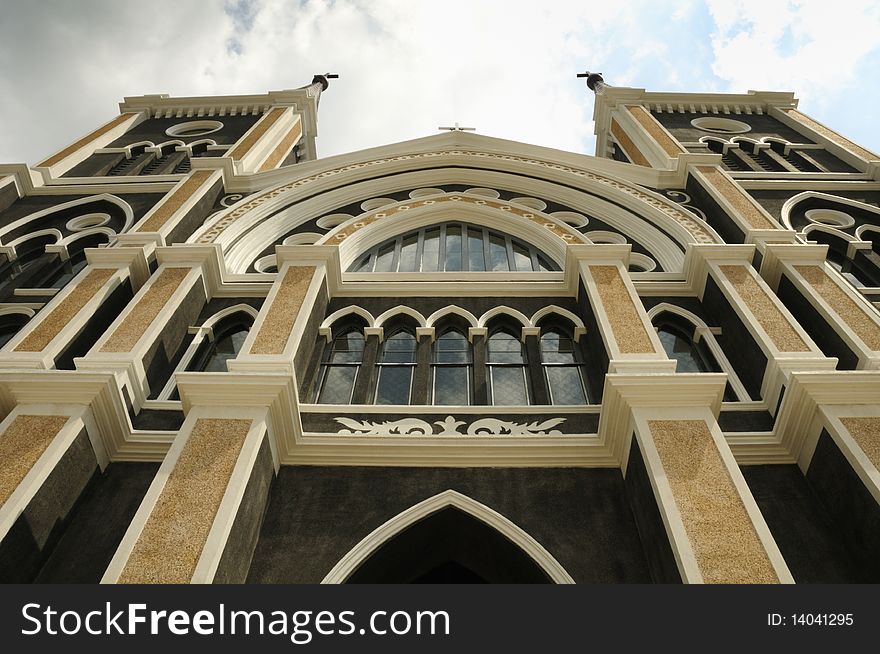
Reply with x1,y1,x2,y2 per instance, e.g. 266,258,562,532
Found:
0,75,878,583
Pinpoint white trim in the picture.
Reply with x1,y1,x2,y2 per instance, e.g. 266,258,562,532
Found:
426,305,479,329
0,194,135,244
321,490,574,584
478,306,531,329
374,306,427,328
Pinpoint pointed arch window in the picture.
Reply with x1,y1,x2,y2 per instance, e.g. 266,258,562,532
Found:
540,328,588,405
487,330,529,405
0,314,29,349
187,323,250,373
655,321,720,374
375,329,417,405
432,329,472,405
349,222,559,273
317,329,365,404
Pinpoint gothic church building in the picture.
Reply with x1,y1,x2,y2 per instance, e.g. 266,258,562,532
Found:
0,74,878,583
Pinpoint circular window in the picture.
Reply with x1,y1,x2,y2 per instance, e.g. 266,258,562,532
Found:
254,255,278,274
510,196,548,211
316,213,354,230
550,211,588,228
586,230,627,245
463,187,501,199
628,253,657,272
66,213,111,232
283,232,322,246
690,116,751,135
409,188,445,199
165,120,224,137
360,198,397,212
804,209,855,229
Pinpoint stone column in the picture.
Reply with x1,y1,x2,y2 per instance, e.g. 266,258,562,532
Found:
130,169,223,245
0,247,147,371
469,327,488,405
689,244,835,409
352,328,382,404
610,104,686,169
572,244,674,375
762,244,880,370
609,374,793,584
227,107,301,175
32,112,144,182
75,248,212,411
0,406,107,582
103,408,273,584
776,371,880,580
411,328,434,405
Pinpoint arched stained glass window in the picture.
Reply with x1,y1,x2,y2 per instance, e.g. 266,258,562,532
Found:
348,222,559,273
0,314,28,349
655,322,719,374
317,329,365,404
540,329,588,405
432,329,472,405
487,331,529,405
375,330,417,405
186,320,252,374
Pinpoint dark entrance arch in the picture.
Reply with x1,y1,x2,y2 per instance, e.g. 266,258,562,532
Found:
346,507,553,583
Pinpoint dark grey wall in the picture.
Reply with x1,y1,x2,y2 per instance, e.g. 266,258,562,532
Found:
740,464,862,583
702,277,766,399
777,274,857,370
805,430,880,581
246,466,652,584
34,462,159,583
652,111,812,145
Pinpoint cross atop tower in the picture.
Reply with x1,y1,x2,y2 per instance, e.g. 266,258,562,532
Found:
438,122,475,132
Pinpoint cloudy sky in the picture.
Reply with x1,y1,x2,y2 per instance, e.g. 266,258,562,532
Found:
1,0,878,165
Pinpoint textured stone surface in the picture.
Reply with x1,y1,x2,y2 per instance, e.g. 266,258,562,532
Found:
648,419,779,584
38,113,136,167
0,415,69,507
257,121,302,172
697,167,777,230
250,266,316,355
100,267,190,352
590,265,656,353
795,266,880,351
118,418,251,584
626,105,685,156
14,269,115,352
840,417,880,472
719,265,810,352
782,108,879,161
228,107,287,161
136,170,215,233
610,118,650,167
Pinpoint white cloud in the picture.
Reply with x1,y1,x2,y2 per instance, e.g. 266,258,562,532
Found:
1,0,878,165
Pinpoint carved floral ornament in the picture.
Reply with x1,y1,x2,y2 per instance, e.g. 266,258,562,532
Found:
196,149,719,246
334,416,566,436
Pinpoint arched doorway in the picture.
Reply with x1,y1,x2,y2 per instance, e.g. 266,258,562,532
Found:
347,507,550,583
323,490,574,584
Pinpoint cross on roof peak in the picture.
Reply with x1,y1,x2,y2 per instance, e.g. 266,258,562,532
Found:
438,122,475,132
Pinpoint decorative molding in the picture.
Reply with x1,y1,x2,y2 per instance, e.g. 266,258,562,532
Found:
196,149,719,246
334,416,566,436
